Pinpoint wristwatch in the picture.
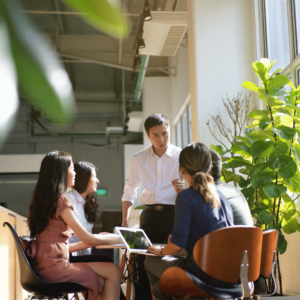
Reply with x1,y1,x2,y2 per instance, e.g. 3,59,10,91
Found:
159,247,164,255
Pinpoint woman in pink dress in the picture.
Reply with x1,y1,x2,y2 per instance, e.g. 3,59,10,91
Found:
26,150,122,300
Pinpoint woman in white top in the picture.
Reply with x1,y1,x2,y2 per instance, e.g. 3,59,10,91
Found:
66,161,111,263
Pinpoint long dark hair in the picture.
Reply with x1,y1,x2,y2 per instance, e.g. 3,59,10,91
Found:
179,143,220,208
28,151,72,238
73,161,99,223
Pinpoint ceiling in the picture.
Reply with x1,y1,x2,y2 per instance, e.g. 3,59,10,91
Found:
11,0,187,147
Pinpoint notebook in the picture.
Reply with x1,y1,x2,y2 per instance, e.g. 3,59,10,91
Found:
115,227,156,255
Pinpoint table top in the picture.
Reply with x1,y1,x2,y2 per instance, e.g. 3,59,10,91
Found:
96,243,126,249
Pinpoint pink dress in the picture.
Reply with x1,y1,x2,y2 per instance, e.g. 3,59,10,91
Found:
26,196,101,300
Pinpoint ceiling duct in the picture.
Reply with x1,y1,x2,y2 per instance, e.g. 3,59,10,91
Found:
139,12,187,57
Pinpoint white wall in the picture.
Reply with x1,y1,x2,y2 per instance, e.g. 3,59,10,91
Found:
143,77,172,147
187,0,257,148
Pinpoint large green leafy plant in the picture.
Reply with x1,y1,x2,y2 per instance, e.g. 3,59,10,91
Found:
0,0,129,146
212,59,300,294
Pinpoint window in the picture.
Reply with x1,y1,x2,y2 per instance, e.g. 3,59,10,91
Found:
176,121,182,148
265,0,290,70
188,104,192,144
181,112,188,148
295,0,300,54
174,99,192,149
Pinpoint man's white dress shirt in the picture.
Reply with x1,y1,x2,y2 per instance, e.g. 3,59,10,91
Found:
65,189,93,255
122,143,182,205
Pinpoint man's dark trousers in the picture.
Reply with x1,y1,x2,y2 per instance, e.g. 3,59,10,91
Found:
134,205,175,300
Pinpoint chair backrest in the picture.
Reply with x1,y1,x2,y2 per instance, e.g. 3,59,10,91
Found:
260,229,278,278
3,222,50,292
193,226,263,283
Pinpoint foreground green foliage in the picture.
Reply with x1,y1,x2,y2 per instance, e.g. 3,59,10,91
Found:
0,0,129,146
211,59,300,256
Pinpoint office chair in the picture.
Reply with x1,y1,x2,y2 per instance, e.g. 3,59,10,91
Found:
159,226,263,300
3,222,88,300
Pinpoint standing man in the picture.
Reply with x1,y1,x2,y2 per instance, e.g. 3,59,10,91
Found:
121,114,182,300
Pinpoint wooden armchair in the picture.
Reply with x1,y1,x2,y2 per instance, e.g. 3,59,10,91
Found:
159,226,263,300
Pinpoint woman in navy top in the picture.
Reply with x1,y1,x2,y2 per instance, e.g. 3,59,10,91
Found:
144,142,233,300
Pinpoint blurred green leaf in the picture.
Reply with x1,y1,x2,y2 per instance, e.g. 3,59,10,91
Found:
283,171,300,193
258,210,275,225
259,116,272,130
3,0,75,122
0,12,19,146
262,183,287,198
282,193,296,217
242,81,265,93
272,125,295,140
248,109,269,119
269,155,292,170
210,144,223,155
251,172,276,189
233,136,252,147
231,142,251,157
266,75,291,91
250,141,274,159
62,0,130,38
224,157,253,168
282,216,300,234
274,140,289,154
291,144,300,162
249,162,269,176
277,233,287,254
241,187,255,198
253,61,268,82
247,130,275,141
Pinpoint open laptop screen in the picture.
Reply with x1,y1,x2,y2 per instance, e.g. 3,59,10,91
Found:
118,229,151,250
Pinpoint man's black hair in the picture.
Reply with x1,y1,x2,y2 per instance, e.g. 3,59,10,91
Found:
210,150,222,181
144,114,170,133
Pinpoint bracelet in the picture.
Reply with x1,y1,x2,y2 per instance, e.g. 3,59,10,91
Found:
159,247,164,256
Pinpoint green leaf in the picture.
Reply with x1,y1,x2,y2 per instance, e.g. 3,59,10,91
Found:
267,75,291,91
250,141,274,159
274,108,293,117
277,233,287,254
269,98,284,107
291,144,300,162
272,125,296,140
259,116,272,130
249,162,269,176
277,158,297,178
225,157,253,168
269,155,292,170
233,136,252,147
274,140,289,154
259,187,271,200
221,169,242,184
231,142,251,157
210,144,223,155
260,58,275,72
3,0,75,122
258,92,276,103
242,81,265,93
283,171,300,193
0,13,19,146
262,183,287,198
241,187,255,198
247,130,275,141
282,216,300,234
62,0,130,38
251,172,276,189
248,109,269,119
238,177,251,188
282,193,296,217
258,210,275,225
253,61,268,82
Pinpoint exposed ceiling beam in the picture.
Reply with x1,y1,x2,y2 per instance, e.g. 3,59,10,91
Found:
21,10,139,16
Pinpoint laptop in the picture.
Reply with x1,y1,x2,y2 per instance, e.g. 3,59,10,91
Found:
115,227,156,255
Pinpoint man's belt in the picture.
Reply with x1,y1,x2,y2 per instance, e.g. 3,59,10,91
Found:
143,204,175,211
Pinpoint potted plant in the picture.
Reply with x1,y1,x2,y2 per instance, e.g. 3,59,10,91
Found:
211,59,300,295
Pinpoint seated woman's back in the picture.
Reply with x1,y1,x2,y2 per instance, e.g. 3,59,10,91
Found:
172,187,233,256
